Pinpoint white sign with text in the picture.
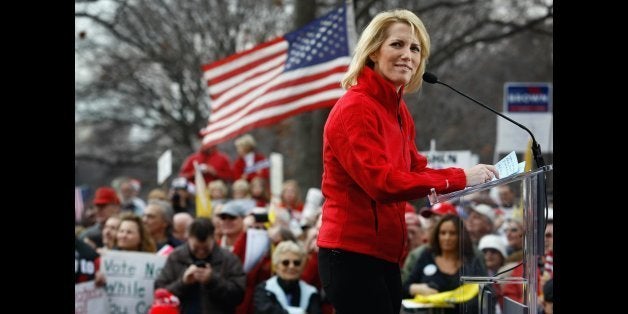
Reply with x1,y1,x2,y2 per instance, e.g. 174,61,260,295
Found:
75,281,109,314
102,251,167,314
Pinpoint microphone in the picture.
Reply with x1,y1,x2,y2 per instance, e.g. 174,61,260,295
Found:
423,71,548,256
421,72,545,168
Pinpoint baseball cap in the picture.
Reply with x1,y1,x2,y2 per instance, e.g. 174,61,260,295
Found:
93,187,120,205
478,234,507,258
470,203,496,223
218,200,249,218
419,202,457,218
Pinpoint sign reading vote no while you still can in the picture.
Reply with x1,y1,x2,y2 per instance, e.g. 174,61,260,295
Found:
102,251,167,314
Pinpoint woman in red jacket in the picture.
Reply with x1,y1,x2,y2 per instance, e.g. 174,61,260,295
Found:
316,9,498,314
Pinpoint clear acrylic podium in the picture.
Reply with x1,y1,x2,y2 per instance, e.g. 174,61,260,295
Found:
428,165,553,314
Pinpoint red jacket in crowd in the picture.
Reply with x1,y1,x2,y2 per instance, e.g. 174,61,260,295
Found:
179,148,233,183
233,152,270,182
317,67,467,263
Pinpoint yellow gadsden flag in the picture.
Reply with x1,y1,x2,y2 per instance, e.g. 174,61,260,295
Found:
407,283,479,306
194,161,212,218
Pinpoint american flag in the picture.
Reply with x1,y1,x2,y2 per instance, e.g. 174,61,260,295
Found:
200,3,355,147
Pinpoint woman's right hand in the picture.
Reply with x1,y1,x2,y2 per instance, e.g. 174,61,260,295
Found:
464,164,499,186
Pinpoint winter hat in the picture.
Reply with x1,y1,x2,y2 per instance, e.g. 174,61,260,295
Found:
148,288,180,314
478,234,507,258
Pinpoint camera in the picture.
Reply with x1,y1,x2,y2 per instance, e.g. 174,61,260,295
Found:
253,212,269,223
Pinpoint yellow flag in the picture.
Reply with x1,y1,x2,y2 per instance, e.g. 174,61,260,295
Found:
407,283,479,305
194,161,212,218
524,138,533,172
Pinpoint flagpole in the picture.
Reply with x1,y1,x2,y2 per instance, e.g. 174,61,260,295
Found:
345,0,357,54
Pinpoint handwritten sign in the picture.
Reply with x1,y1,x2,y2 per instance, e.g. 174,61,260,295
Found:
75,281,108,314
102,251,167,314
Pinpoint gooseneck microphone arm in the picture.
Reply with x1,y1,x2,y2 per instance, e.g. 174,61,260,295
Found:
422,72,545,168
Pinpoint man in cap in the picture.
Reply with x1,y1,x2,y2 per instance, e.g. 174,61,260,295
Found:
155,217,246,314
217,201,248,252
464,203,496,246
79,187,121,248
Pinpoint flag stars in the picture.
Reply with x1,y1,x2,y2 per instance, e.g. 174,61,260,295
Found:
284,6,349,71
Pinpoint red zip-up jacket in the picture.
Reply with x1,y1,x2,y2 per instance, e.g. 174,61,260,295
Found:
317,67,467,263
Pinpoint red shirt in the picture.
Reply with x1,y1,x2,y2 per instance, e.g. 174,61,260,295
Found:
317,67,466,263
233,152,270,182
179,150,233,183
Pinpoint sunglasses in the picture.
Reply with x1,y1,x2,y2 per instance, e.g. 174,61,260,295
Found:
218,214,237,220
280,259,302,267
545,232,553,238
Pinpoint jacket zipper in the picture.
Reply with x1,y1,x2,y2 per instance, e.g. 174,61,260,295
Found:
397,99,407,260
397,109,407,167
371,200,378,233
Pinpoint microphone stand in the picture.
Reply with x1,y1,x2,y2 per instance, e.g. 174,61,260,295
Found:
433,80,545,168
424,73,549,256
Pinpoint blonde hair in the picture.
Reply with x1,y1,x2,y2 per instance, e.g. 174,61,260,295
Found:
272,240,305,266
235,134,256,150
232,179,251,198
208,180,228,198
341,9,430,93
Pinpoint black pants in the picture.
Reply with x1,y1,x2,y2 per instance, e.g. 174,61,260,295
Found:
318,248,402,314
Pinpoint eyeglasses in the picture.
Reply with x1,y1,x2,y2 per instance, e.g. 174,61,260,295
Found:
280,259,302,267
506,228,520,233
545,232,553,238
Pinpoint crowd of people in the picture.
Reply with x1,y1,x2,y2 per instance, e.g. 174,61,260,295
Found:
75,133,553,314
75,7,553,314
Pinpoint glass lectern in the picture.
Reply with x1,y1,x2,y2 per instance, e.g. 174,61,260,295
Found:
428,165,553,314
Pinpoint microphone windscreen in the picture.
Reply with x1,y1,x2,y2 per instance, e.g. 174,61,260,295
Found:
422,72,438,84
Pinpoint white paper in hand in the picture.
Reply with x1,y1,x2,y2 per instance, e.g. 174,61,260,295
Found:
493,151,525,181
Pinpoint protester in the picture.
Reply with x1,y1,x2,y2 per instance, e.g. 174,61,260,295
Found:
97,214,122,254
114,176,146,216
316,9,497,314
233,134,270,182
79,186,121,248
179,140,233,184
154,217,246,314
172,212,194,242
402,215,485,313
254,241,321,314
94,212,157,287
75,236,99,284
143,200,183,251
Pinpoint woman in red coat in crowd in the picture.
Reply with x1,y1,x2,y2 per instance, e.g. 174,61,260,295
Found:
233,134,270,182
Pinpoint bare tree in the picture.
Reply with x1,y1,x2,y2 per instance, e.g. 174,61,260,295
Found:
75,0,552,194
75,0,289,188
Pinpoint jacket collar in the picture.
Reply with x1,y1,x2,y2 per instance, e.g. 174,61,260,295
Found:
352,66,405,113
